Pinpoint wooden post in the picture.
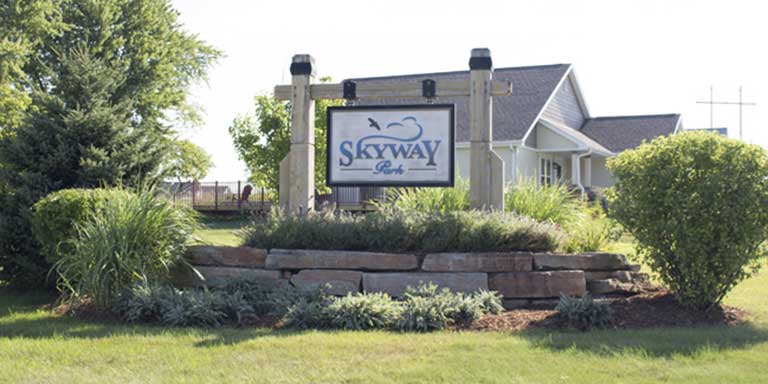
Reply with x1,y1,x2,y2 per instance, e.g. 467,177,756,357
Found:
214,181,219,211
286,54,316,214
237,180,242,209
191,181,196,209
469,48,504,210
279,155,290,209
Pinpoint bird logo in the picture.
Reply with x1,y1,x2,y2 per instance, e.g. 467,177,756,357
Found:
368,117,381,131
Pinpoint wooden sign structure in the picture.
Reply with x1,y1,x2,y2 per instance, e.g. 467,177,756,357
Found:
274,48,511,214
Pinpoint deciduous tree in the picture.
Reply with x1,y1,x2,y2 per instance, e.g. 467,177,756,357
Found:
166,139,213,183
229,78,341,194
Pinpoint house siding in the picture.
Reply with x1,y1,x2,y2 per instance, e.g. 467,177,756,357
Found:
536,124,579,150
516,146,539,181
591,156,613,188
541,76,585,129
455,146,514,183
455,148,470,180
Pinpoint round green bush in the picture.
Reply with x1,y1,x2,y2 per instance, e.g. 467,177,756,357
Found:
608,132,768,309
32,188,134,263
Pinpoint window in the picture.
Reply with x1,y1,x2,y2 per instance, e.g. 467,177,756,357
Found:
540,156,563,186
540,158,553,185
553,162,563,181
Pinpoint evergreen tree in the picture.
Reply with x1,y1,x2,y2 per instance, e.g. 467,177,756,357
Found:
0,0,220,287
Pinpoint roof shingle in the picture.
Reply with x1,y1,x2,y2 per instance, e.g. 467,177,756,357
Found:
579,114,681,152
350,64,571,142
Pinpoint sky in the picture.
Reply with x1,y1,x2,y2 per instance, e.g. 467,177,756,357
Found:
170,0,768,181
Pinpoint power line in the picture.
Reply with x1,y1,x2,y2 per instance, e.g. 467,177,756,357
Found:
696,85,757,140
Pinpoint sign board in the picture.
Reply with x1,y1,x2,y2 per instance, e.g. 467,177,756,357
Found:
326,104,455,187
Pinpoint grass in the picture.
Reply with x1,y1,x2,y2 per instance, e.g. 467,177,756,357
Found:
194,214,248,246
2,258,767,383
12,214,761,382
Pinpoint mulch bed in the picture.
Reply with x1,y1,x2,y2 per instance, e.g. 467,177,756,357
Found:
468,288,749,332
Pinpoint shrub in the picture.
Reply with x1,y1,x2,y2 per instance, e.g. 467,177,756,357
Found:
608,132,768,309
505,178,581,225
32,188,134,264
473,289,505,315
53,189,198,307
282,292,334,330
326,293,401,330
114,284,228,327
397,295,453,332
556,294,613,330
396,284,454,332
244,208,561,253
114,278,319,327
113,281,505,331
218,277,300,316
381,178,470,213
0,191,45,287
395,283,501,331
113,282,167,323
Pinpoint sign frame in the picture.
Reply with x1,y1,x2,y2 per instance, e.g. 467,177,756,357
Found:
326,104,455,188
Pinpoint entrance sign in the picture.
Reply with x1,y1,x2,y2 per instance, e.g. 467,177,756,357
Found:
274,48,510,213
327,105,455,187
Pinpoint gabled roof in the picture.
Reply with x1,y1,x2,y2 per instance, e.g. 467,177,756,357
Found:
539,118,612,156
579,114,682,152
350,64,571,142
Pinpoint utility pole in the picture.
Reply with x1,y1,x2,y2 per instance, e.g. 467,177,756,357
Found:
696,86,757,140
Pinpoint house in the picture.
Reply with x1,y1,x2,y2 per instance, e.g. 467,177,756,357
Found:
687,127,728,136
329,64,682,205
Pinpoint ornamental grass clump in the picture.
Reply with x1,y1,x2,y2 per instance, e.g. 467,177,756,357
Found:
382,177,470,212
53,189,198,308
608,132,768,309
562,205,622,253
244,208,561,253
505,177,581,226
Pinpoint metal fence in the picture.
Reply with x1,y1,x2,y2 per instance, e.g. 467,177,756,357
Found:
161,182,388,212
161,181,274,212
322,187,388,207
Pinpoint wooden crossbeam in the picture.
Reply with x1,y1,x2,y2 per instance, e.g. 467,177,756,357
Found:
273,80,512,101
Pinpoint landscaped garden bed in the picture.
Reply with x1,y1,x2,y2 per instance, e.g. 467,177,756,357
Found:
179,246,650,302
470,289,748,332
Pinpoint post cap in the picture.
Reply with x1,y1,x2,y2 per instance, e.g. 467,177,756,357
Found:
470,48,491,58
290,54,315,76
469,48,492,70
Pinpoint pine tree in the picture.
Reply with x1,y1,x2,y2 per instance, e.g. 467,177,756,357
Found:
0,0,220,287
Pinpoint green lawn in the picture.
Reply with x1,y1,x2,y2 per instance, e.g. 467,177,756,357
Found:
194,215,248,246
1,259,767,383
3,220,768,383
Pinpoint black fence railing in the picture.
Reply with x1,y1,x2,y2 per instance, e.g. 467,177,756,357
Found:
160,181,274,212
160,182,388,212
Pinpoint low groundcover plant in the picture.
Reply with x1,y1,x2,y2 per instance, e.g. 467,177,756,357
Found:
113,279,504,331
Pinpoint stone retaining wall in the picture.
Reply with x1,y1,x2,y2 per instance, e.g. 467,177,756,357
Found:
179,246,647,308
